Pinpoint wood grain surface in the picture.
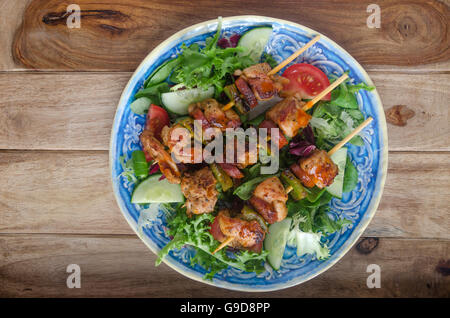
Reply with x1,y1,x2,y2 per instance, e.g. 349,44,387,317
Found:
2,0,448,71
0,72,448,151
0,235,448,297
0,151,449,239
0,0,449,298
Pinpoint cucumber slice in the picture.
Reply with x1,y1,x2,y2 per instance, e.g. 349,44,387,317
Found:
326,147,348,199
264,217,292,270
238,27,273,62
131,174,184,203
130,97,151,115
161,87,214,115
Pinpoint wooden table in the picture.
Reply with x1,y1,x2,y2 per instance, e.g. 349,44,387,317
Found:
0,0,449,298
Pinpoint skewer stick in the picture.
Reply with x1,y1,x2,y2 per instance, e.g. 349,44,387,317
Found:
221,35,321,112
302,73,349,111
212,236,234,254
213,117,374,253
268,35,321,76
222,100,235,111
286,117,373,193
328,117,373,155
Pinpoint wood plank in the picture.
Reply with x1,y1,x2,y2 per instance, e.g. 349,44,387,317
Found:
0,234,448,297
0,151,131,235
0,72,448,151
364,152,450,239
370,72,450,152
1,0,448,71
0,0,31,71
0,151,449,239
0,73,129,151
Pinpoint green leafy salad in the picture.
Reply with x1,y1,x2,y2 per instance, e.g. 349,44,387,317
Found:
120,19,374,280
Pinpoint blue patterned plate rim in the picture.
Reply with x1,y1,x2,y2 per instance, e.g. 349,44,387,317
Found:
110,15,388,292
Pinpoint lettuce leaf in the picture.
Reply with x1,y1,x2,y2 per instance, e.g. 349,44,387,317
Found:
311,102,366,149
286,196,350,260
311,78,373,148
287,229,329,260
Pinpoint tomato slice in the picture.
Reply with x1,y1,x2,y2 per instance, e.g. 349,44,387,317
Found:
145,104,170,139
281,63,331,100
143,104,170,161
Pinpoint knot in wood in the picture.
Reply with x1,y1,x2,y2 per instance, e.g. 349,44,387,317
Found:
356,237,379,254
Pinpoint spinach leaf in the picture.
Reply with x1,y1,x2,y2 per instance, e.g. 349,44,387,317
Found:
144,58,180,88
343,156,358,193
347,82,375,93
313,206,352,235
330,82,359,109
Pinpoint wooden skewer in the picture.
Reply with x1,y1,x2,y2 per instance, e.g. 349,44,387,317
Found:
216,116,374,252
285,116,373,195
328,117,373,155
286,116,373,193
221,35,321,112
212,236,234,254
302,73,349,111
222,100,235,111
213,117,374,253
217,66,370,255
267,35,321,76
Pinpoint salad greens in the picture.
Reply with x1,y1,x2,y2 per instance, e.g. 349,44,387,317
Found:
233,173,279,200
134,82,170,110
343,157,358,193
119,155,138,183
310,79,374,150
169,20,255,99
156,203,267,280
286,195,351,260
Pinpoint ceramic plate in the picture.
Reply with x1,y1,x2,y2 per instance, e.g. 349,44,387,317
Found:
110,16,388,292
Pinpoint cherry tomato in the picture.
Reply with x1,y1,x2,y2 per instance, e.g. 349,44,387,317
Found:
143,104,170,161
145,104,170,139
282,63,331,100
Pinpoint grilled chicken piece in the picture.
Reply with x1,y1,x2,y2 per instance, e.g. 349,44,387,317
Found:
259,119,288,149
210,210,265,253
235,77,258,109
291,149,338,188
269,74,290,93
188,98,241,132
180,166,219,215
140,129,181,184
266,96,311,138
249,176,288,224
242,63,278,101
161,124,201,164
290,163,315,188
223,108,241,129
235,141,258,170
